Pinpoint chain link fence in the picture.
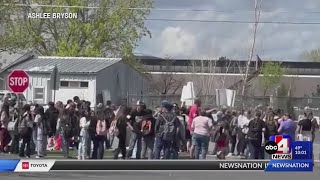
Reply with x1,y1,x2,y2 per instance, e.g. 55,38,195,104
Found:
126,94,320,118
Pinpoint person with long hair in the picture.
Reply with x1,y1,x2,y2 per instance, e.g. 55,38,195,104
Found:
56,109,72,158
113,106,128,159
78,110,91,160
18,104,33,158
54,101,64,151
92,110,107,159
34,106,48,158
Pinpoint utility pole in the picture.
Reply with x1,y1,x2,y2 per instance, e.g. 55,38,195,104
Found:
241,0,263,96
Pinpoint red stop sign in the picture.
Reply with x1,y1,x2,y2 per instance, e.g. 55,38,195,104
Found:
7,70,30,93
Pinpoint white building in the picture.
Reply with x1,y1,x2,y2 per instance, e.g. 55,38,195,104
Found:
0,53,149,106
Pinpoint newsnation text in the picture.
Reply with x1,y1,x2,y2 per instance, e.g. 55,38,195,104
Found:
0,160,314,172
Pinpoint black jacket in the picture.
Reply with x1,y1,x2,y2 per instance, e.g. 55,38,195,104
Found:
248,118,265,141
128,109,146,133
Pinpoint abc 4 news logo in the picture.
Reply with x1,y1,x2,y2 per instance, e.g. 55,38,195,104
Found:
264,137,292,159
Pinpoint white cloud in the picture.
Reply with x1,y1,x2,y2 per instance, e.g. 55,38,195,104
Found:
137,0,320,61
159,27,196,57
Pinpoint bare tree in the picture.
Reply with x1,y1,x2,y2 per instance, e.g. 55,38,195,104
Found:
150,58,184,95
241,0,263,96
190,57,217,96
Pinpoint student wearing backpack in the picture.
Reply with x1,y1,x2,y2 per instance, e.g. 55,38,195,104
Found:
154,101,180,159
113,106,128,159
34,106,49,158
92,110,107,159
140,109,156,159
18,104,33,158
56,109,72,158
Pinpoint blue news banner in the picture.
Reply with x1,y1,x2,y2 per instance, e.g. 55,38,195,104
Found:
265,135,313,172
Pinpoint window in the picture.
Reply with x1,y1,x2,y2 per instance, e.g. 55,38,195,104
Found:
60,81,69,87
33,88,44,105
60,81,89,88
69,81,80,87
80,82,89,87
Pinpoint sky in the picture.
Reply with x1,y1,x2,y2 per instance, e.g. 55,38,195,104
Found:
135,0,320,61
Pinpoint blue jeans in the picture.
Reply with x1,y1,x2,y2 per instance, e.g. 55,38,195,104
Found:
193,133,210,159
61,135,69,158
92,135,105,159
126,132,142,159
154,137,172,159
141,136,155,159
248,139,262,159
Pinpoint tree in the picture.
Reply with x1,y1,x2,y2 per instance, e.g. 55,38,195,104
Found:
260,62,284,96
302,49,320,62
0,0,152,59
149,58,184,95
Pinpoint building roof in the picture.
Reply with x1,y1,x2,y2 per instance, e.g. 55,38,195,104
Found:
6,56,122,74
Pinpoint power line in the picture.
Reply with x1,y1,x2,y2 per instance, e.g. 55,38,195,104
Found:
145,18,320,25
6,3,320,25
5,3,320,14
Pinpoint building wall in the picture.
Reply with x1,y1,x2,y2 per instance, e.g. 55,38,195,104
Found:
2,72,96,105
96,61,149,105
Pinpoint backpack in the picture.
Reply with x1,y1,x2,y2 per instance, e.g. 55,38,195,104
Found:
18,113,30,136
141,119,152,136
60,117,72,138
96,119,107,136
160,114,177,141
109,119,119,137
266,120,278,136
7,115,18,132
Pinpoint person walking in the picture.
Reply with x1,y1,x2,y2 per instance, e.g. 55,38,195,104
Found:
278,113,296,141
187,99,201,158
191,109,213,159
92,110,107,159
78,111,91,160
237,110,251,157
18,104,33,158
34,106,48,158
0,102,10,153
140,109,156,159
229,110,238,156
247,111,265,159
56,109,72,158
126,100,146,159
112,106,128,159
296,109,315,142
154,101,180,159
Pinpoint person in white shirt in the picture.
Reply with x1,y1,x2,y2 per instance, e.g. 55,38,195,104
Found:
34,106,48,158
236,110,251,157
78,111,91,160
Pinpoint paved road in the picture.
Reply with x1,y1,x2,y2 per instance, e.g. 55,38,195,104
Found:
0,166,319,180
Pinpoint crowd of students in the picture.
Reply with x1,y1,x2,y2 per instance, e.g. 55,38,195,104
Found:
0,93,319,160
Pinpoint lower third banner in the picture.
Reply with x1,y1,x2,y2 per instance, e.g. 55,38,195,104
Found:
0,160,314,172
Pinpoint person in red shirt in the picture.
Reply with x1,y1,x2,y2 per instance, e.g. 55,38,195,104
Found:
188,99,201,158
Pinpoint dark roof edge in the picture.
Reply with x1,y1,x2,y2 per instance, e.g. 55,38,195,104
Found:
0,50,41,74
